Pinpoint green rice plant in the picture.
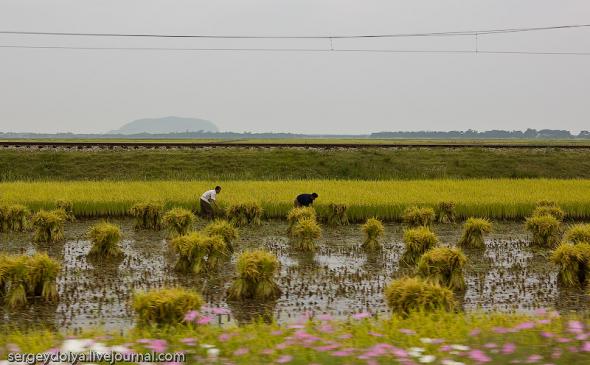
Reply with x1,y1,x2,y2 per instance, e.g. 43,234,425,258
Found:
227,250,281,301
435,201,456,224
536,199,557,207
170,232,227,274
129,202,163,230
227,202,263,227
31,210,65,243
204,220,239,253
525,214,561,247
383,277,456,317
533,205,565,222
458,217,492,249
563,224,590,244
26,253,60,302
416,247,467,291
87,222,123,258
162,208,196,238
56,200,75,222
403,206,435,227
361,218,384,250
326,203,349,226
132,287,203,326
402,227,439,265
0,204,29,232
550,242,590,287
291,217,322,252
286,207,317,235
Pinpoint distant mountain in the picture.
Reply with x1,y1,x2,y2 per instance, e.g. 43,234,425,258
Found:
109,116,218,134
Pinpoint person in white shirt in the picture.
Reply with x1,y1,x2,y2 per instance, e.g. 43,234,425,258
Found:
200,186,221,219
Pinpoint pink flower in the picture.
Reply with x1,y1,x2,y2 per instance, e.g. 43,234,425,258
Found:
197,316,213,325
184,310,199,322
469,328,481,336
399,329,416,335
271,330,283,336
352,312,371,320
318,314,333,321
368,331,384,337
515,322,535,330
218,333,232,342
582,342,590,352
233,348,249,356
212,307,230,315
276,355,293,363
147,339,167,353
502,343,516,355
541,332,555,338
526,354,542,363
468,349,491,363
568,321,584,334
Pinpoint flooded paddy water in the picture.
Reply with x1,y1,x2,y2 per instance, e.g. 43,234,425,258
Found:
0,219,588,332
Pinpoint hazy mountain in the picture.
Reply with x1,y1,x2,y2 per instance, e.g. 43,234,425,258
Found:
109,116,218,134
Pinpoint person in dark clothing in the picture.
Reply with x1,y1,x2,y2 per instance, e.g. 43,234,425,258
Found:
294,193,318,207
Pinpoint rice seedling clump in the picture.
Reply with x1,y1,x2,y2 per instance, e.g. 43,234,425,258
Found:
31,210,65,243
162,207,196,238
227,202,263,226
403,206,435,227
402,227,439,264
458,217,492,249
170,232,227,274
204,220,239,253
286,207,317,235
327,203,349,226
0,204,29,232
550,242,590,287
525,214,561,247
417,247,467,291
361,218,384,250
56,200,75,222
291,217,322,252
383,277,456,317
132,287,203,326
435,201,456,224
227,250,281,301
130,202,163,230
563,224,590,244
87,222,123,259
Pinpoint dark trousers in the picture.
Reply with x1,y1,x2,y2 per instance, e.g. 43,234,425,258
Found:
200,199,214,219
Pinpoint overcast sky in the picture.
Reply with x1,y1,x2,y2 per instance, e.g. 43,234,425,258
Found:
0,1,589,134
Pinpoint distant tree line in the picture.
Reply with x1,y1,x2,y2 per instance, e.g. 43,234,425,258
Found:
370,129,590,139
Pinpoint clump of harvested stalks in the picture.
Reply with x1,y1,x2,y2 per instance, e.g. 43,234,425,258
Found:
227,250,281,301
525,214,561,247
87,222,123,259
327,203,349,226
435,201,456,224
56,200,75,222
132,287,203,326
403,206,435,228
361,218,384,250
550,242,590,287
227,202,263,227
458,218,492,249
291,217,322,252
563,224,590,245
204,220,239,253
417,247,467,291
26,252,61,302
31,210,65,243
402,227,439,265
130,202,163,230
286,207,317,235
0,204,29,232
383,277,456,317
533,205,565,222
170,232,227,274
162,208,196,238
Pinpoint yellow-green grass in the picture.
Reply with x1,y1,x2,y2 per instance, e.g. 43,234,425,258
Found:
1,179,590,221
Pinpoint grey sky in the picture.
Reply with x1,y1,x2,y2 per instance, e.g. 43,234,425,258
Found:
0,0,589,134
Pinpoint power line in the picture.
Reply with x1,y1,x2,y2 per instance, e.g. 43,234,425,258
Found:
0,23,589,39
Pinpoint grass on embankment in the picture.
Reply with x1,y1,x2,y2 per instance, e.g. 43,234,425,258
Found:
2,147,590,181
1,179,590,220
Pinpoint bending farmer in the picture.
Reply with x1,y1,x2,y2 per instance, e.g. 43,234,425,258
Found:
294,192,318,207
200,186,221,219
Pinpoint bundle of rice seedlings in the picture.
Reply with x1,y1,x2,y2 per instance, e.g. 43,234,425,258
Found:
327,203,349,226
227,250,281,301
533,205,565,222
129,202,163,230
383,277,456,317
26,253,61,302
170,232,227,274
537,199,557,207
417,247,467,291
525,214,561,247
1,256,29,308
227,202,263,227
56,200,76,222
402,227,439,265
563,224,590,245
31,210,65,243
435,201,456,224
458,218,492,249
132,287,203,326
162,208,196,238
291,217,322,252
403,206,435,228
1,204,30,232
286,207,317,235
550,242,590,287
204,220,239,253
87,222,124,258
361,218,384,250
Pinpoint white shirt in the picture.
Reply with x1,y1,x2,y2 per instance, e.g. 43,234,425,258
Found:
201,189,217,202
